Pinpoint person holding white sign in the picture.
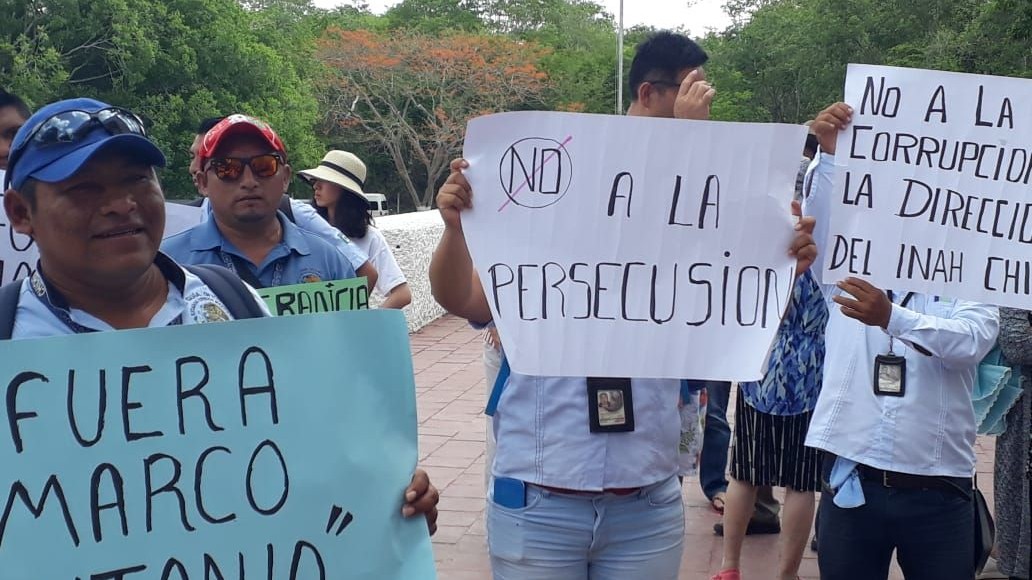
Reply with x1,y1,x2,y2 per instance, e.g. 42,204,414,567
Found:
434,97,816,580
804,101,1000,580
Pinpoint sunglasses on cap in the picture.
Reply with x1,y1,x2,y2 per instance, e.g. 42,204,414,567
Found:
6,107,147,177
206,153,284,182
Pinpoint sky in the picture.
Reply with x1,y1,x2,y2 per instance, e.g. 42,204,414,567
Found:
310,0,733,37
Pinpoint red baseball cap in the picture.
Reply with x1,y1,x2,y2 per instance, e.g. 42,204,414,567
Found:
199,114,287,166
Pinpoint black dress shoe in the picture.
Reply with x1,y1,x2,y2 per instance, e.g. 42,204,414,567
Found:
712,519,781,536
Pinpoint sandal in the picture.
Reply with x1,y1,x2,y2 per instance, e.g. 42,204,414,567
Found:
709,492,726,514
710,569,741,580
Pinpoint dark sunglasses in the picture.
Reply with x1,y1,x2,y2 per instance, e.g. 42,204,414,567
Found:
6,108,147,183
206,153,284,182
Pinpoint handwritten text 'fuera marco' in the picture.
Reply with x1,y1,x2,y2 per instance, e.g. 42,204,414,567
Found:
1,345,344,579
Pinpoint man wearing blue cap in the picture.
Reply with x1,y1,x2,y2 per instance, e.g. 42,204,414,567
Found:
1,98,259,335
0,98,440,532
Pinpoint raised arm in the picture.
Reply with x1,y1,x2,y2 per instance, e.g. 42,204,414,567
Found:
428,159,493,325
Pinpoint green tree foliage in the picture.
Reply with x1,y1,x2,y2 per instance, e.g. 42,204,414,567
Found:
491,0,619,113
0,0,324,198
5,0,1031,210
703,0,1032,123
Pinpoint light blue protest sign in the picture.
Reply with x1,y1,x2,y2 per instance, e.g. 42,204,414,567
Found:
0,310,436,580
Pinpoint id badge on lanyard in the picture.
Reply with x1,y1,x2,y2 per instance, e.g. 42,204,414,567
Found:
874,291,910,397
587,377,635,433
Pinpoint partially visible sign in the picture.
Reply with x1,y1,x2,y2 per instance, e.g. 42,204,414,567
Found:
822,64,1032,307
258,277,369,316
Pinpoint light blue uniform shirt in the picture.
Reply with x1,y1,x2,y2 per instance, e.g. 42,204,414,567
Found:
492,372,681,490
162,212,357,288
199,197,369,270
803,153,999,478
11,253,270,339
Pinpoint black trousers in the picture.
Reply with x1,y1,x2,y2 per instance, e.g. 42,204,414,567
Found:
817,460,974,580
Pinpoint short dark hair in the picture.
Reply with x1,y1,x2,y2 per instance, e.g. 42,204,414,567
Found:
628,32,708,102
0,89,31,119
197,116,224,135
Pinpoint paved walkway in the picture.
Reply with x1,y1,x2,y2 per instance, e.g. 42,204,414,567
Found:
411,315,997,580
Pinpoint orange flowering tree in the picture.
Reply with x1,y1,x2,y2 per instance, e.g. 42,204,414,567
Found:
317,27,551,209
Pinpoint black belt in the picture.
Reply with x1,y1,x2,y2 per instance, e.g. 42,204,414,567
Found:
857,464,971,493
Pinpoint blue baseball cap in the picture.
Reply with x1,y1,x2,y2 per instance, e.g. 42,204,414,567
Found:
5,98,166,191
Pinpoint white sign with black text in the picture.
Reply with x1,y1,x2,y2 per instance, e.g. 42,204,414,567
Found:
822,63,1032,307
461,111,807,381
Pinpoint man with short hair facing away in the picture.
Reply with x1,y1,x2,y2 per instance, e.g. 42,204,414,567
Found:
162,115,358,289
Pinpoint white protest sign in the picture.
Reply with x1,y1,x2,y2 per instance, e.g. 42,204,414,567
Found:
823,64,1032,307
461,111,806,381
0,198,201,286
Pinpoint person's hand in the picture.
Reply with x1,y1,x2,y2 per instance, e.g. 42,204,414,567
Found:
485,327,502,351
790,200,818,276
402,468,440,536
436,158,472,231
833,277,892,328
673,69,715,120
811,103,853,155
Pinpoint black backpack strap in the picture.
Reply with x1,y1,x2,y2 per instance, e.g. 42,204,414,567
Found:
279,194,295,223
0,281,24,340
185,264,267,320
223,254,265,289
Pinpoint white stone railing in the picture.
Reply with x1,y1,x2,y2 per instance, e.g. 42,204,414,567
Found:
372,210,447,332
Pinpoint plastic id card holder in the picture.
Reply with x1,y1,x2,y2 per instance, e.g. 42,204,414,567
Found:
587,377,635,433
873,354,906,397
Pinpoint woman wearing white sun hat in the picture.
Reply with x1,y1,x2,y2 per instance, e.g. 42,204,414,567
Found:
300,151,411,309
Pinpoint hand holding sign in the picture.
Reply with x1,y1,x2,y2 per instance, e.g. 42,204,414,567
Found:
811,102,853,155
833,276,893,328
403,468,440,535
437,158,473,231
790,200,819,276
674,69,716,120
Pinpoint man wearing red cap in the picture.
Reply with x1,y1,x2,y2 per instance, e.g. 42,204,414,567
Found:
163,115,359,289
186,116,379,290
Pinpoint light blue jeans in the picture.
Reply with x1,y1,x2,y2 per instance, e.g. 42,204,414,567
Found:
487,475,684,580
